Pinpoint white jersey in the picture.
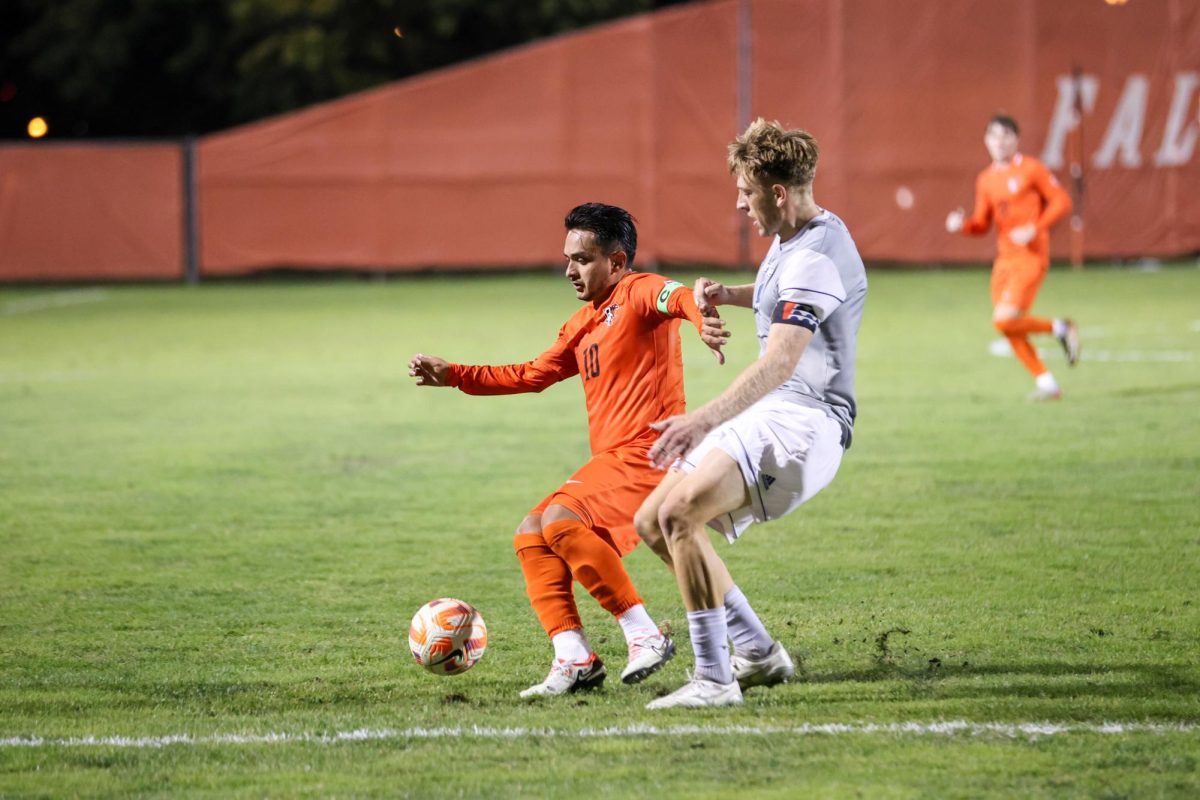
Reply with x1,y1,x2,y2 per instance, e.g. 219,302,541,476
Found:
752,209,867,447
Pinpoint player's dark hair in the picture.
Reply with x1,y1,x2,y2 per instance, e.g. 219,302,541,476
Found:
989,114,1020,135
564,202,637,266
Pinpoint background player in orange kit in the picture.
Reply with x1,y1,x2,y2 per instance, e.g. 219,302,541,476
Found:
409,202,726,698
946,113,1082,400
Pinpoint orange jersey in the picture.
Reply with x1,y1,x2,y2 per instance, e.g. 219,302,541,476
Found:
448,272,704,454
961,153,1072,266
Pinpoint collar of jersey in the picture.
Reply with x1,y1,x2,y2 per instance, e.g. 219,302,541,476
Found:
778,209,828,253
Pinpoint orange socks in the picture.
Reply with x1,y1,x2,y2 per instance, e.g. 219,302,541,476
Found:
513,532,580,637
1006,336,1047,377
542,519,643,617
994,316,1053,337
995,317,1053,377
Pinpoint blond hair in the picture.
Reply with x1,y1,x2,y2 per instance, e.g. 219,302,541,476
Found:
727,118,819,188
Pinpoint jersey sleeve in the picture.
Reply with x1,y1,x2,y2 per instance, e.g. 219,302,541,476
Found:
961,172,994,235
654,278,706,331
1031,160,1072,232
626,275,706,331
772,250,847,331
447,324,579,395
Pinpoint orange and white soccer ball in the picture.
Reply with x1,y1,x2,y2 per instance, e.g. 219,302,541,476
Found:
408,598,488,675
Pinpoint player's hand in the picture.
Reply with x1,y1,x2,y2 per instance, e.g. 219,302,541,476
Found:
700,315,729,365
694,277,731,316
648,413,714,470
409,353,450,386
1008,223,1037,246
945,208,965,233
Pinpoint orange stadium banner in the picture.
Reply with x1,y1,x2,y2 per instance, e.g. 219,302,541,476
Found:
198,0,1199,275
2,0,1197,281
0,143,185,280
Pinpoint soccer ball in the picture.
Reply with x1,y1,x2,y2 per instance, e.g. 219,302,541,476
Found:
408,598,488,675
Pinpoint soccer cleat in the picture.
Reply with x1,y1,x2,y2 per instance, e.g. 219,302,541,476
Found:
620,628,677,684
519,654,606,698
1026,386,1063,402
646,675,743,709
731,640,795,689
1057,319,1081,366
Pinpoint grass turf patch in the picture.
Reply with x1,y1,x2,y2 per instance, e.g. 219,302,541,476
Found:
1,264,1198,796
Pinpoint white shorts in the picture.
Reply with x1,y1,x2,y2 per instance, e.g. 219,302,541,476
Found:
680,397,845,542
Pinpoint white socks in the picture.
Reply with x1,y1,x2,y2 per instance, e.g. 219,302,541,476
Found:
617,603,659,644
1052,318,1068,338
551,629,591,663
725,585,774,660
1035,371,1060,393
687,607,733,684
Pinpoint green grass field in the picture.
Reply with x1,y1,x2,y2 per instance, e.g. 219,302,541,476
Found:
2,264,1198,798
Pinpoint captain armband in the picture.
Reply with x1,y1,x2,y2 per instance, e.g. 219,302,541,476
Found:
656,280,685,314
772,299,820,332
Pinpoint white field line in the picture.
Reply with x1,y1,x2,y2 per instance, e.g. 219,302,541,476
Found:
2,721,1197,749
1084,350,1195,362
986,339,1195,362
1,289,109,316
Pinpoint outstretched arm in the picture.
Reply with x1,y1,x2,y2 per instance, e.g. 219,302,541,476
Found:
409,354,452,386
408,337,577,395
661,281,728,364
695,278,755,314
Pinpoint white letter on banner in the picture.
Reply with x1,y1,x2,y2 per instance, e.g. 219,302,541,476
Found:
1153,72,1199,167
1042,74,1099,170
1093,75,1149,169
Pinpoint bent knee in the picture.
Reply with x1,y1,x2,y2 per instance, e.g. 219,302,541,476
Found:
514,515,544,553
633,504,663,546
516,513,542,536
540,503,579,527
658,492,707,538
513,529,546,555
992,307,1022,330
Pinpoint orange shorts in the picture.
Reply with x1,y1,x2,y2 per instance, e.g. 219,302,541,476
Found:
991,256,1048,311
529,446,664,556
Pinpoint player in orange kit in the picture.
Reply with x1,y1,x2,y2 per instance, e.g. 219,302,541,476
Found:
409,202,726,697
946,113,1081,400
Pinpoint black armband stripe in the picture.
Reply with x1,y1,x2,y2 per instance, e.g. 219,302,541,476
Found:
773,300,819,332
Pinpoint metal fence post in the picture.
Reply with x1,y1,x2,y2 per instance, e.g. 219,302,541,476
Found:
182,136,200,284
735,0,753,269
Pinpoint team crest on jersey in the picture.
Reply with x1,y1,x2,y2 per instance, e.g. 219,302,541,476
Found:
602,303,621,327
1008,177,1020,194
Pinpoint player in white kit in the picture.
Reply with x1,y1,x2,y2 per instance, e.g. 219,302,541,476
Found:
634,118,868,709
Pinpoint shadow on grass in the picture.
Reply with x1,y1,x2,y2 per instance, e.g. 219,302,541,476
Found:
794,659,1200,705
1111,382,1200,398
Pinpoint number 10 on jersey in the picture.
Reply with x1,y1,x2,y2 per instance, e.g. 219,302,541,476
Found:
583,343,601,380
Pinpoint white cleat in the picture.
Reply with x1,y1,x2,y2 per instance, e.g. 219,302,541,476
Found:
1026,386,1063,402
731,640,796,689
646,676,743,709
519,654,606,698
621,630,676,684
